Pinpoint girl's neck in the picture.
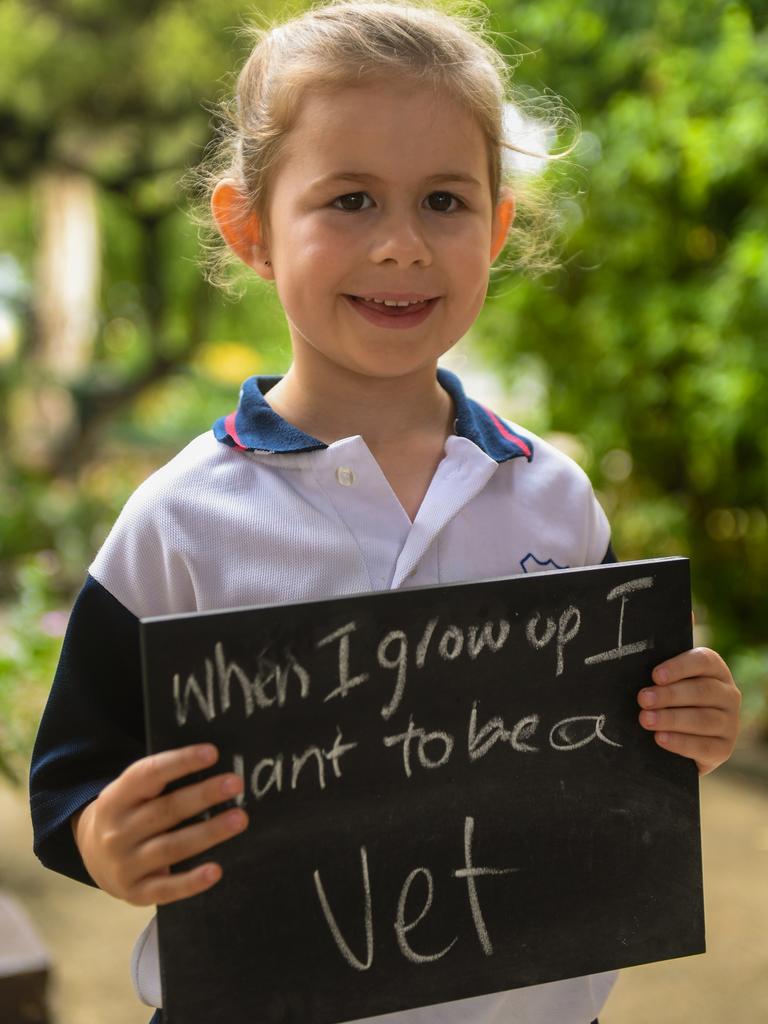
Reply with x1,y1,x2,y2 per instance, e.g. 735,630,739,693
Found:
264,360,454,451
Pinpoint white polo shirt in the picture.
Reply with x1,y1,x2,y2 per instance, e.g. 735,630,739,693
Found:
33,368,617,1023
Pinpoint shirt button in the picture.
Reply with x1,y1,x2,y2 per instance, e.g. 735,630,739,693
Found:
336,466,356,486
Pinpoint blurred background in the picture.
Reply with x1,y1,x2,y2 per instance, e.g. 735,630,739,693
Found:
0,1,766,1022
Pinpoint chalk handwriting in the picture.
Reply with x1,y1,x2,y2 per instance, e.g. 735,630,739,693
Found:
549,715,622,751
378,630,408,721
383,706,620,779
313,845,373,971
239,726,357,800
414,616,439,668
216,642,310,712
526,613,556,651
173,659,214,725
438,625,464,661
172,644,309,725
452,816,520,955
584,576,655,665
378,618,511,719
383,716,454,779
396,869,458,963
468,702,540,758
227,706,622,809
169,574,662,728
314,816,518,969
320,622,370,701
466,620,511,660
525,605,581,676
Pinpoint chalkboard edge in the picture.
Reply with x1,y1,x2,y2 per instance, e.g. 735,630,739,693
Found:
139,625,156,755
137,555,690,626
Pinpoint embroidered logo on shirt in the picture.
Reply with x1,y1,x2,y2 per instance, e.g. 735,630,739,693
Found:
520,553,569,573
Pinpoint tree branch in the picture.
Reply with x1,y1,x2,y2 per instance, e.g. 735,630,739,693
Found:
49,274,214,476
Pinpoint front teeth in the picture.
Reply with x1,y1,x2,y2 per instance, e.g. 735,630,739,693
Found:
361,297,425,307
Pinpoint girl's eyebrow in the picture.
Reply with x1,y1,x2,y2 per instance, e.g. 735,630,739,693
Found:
309,171,483,190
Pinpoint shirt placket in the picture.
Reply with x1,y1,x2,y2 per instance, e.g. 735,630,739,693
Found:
313,437,413,591
390,437,499,589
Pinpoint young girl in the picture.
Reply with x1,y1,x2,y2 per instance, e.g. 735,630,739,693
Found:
30,3,740,1023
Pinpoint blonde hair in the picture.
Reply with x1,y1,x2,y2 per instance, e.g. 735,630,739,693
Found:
187,0,580,296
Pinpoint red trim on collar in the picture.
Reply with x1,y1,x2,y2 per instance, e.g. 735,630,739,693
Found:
480,404,533,459
224,411,248,451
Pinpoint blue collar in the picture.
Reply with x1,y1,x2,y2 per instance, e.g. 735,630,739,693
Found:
213,368,533,464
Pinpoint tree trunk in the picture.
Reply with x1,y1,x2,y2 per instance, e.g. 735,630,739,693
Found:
12,171,101,470
33,170,100,377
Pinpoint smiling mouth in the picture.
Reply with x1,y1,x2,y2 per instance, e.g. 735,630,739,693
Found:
343,294,441,330
345,295,437,314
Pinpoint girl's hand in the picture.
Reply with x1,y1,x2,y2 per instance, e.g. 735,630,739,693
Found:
71,744,247,906
637,648,742,775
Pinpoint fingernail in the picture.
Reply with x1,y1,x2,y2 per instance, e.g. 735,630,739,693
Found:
655,668,669,683
198,745,217,764
642,710,658,726
657,732,670,744
639,688,657,706
227,810,247,831
221,775,241,795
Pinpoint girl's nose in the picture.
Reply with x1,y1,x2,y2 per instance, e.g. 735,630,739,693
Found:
370,217,432,265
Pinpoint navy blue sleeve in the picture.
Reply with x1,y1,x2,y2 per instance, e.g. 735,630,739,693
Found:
29,574,146,887
601,542,618,564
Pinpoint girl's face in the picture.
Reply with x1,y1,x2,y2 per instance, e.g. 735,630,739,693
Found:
257,80,513,383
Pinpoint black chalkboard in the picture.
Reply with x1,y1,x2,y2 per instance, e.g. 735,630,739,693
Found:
140,557,704,1024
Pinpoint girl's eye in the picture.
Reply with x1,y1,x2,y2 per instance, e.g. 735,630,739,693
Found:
332,193,373,212
428,192,462,215
331,191,464,213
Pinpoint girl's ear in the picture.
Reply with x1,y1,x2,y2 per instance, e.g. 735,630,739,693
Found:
211,180,272,277
490,194,516,264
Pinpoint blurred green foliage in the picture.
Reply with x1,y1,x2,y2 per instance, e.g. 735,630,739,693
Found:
479,0,768,658
0,555,63,785
0,0,766,778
